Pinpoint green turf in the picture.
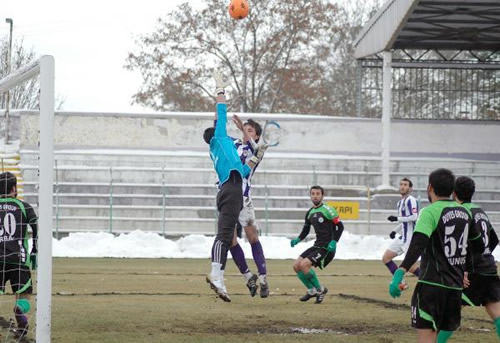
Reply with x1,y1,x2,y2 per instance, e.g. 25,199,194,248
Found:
0,258,496,342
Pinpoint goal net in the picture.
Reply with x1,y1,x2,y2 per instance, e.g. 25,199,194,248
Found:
0,56,54,342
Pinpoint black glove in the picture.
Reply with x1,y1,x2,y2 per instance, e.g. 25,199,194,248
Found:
389,231,396,239
387,215,398,222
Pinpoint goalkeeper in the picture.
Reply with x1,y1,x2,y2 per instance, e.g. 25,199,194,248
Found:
290,185,344,304
0,172,38,339
203,71,267,302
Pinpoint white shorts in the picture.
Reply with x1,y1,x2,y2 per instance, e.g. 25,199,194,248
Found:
238,196,256,227
387,236,410,256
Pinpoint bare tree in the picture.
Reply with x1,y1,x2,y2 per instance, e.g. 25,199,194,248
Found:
0,38,39,109
126,0,345,114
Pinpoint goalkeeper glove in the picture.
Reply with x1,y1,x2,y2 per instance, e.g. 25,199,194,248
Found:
213,70,231,95
249,143,269,164
389,231,396,239
290,237,301,248
30,253,37,271
326,240,337,253
388,215,398,222
389,268,405,298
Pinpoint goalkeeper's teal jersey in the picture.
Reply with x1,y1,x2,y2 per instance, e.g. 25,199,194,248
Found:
209,103,251,187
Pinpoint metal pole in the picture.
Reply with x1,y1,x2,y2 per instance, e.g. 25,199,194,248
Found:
161,167,166,236
109,167,113,234
4,18,13,144
36,55,55,343
366,185,371,235
264,171,269,236
381,51,392,186
55,159,59,239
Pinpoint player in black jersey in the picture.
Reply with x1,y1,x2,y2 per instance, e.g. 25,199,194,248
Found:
388,169,484,343
454,176,500,340
0,172,38,339
291,186,344,304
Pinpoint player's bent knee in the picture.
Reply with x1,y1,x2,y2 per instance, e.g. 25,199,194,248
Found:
15,299,31,313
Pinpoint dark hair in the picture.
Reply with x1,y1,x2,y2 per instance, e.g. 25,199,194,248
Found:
401,177,413,188
429,168,455,197
203,127,215,144
454,176,475,203
0,172,17,196
310,185,324,195
244,119,262,141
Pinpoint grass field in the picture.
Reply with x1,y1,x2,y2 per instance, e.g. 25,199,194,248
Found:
0,258,497,342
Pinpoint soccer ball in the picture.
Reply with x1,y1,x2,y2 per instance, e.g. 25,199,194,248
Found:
228,0,249,20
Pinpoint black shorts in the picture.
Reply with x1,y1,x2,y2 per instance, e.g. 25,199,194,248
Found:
300,246,334,268
462,273,500,306
411,282,462,332
0,263,33,294
216,171,243,247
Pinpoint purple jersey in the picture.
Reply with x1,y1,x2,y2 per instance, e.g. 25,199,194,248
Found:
397,195,419,243
233,138,259,197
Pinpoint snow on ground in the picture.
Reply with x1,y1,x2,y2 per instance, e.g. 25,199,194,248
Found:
52,230,500,261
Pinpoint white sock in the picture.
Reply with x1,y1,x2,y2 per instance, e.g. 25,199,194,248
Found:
211,262,222,280
243,272,253,282
307,287,317,295
259,274,267,284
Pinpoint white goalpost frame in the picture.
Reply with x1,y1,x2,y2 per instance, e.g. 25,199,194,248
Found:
0,55,54,342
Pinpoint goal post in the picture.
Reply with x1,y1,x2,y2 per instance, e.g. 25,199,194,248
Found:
0,55,54,342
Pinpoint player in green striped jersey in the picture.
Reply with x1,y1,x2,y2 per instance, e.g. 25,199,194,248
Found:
290,185,344,304
454,176,500,340
388,169,484,343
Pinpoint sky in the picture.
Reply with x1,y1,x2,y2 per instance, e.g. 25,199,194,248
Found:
1,0,203,113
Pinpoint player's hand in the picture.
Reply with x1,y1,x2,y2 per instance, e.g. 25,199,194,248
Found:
30,253,37,271
248,138,259,151
389,231,396,239
463,272,470,288
290,237,301,248
387,215,398,222
326,240,337,253
249,143,269,165
213,70,231,95
389,269,405,298
255,143,269,159
232,114,244,131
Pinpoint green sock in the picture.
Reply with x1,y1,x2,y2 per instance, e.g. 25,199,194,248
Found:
494,317,500,339
305,269,321,290
297,271,314,289
437,330,453,343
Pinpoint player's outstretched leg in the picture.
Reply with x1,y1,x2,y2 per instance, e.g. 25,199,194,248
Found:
208,240,231,302
250,240,269,298
230,243,258,297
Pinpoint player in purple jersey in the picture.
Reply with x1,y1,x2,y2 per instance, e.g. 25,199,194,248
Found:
382,178,421,289
228,115,270,298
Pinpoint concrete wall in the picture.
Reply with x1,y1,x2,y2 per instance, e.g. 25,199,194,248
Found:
14,110,500,159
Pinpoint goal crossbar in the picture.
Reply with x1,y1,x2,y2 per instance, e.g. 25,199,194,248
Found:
0,55,54,343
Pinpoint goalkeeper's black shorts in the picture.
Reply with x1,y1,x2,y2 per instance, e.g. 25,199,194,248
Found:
0,263,33,294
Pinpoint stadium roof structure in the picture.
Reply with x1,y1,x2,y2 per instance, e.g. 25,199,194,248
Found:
354,0,500,59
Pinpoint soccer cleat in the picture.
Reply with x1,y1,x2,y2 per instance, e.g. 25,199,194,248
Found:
300,289,317,302
260,280,269,298
206,275,231,302
315,287,328,304
246,274,258,297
